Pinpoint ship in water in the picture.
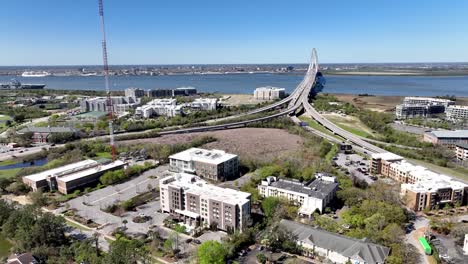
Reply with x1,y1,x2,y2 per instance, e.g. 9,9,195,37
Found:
21,71,51,77
0,79,46,90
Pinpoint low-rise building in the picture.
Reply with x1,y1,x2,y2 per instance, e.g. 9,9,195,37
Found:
159,173,251,232
169,148,239,181
173,87,197,96
17,126,78,144
80,96,140,114
395,104,445,119
446,105,468,121
254,86,286,100
455,143,468,161
423,130,468,146
402,97,454,108
370,152,404,176
190,98,218,111
258,173,338,215
279,219,390,264
135,98,182,118
147,88,173,98
125,87,145,98
22,159,126,194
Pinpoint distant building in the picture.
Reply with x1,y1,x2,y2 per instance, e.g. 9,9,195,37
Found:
80,96,140,114
423,130,468,146
446,105,468,121
258,173,338,215
279,219,390,264
394,97,454,120
173,87,197,96
17,126,78,144
159,173,251,232
135,98,182,118
147,89,173,98
169,148,239,181
22,159,126,194
125,87,145,98
190,98,218,111
455,143,468,161
253,86,286,100
7,253,38,264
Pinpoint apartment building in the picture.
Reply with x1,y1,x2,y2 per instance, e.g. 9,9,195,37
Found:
159,173,251,232
258,173,338,215
424,130,468,146
455,143,468,161
190,98,218,111
22,159,126,194
395,104,445,119
169,148,239,181
135,98,182,118
173,87,197,96
147,89,173,98
446,105,468,120
80,96,140,114
253,86,286,100
370,152,404,176
125,87,145,98
402,97,454,108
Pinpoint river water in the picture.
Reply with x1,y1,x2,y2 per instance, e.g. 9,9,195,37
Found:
1,74,468,96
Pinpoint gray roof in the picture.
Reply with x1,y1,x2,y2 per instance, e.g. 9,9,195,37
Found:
18,126,76,134
280,219,390,264
269,178,338,199
455,143,468,149
428,130,468,139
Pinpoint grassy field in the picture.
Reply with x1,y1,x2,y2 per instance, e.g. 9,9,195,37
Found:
0,234,12,259
0,160,16,167
324,114,377,138
0,168,21,179
298,116,337,137
408,159,468,182
65,219,92,232
95,152,112,159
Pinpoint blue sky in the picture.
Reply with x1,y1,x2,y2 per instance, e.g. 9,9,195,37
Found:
1,0,468,65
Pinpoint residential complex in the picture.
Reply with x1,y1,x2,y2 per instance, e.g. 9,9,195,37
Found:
125,87,145,98
258,173,338,215
173,87,197,96
22,159,126,194
371,153,468,211
80,96,140,114
146,87,197,98
17,126,78,144
169,148,239,181
190,98,218,111
423,130,468,146
135,98,182,118
147,88,173,98
455,143,468,161
446,105,468,120
395,96,454,120
253,86,286,100
402,97,454,107
280,219,390,264
159,173,251,232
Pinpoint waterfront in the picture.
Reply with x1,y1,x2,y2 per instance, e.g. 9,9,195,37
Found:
2,74,468,96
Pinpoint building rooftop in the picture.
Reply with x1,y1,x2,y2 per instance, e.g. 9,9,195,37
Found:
160,173,250,205
255,86,285,91
447,105,468,109
404,97,453,103
59,160,126,183
169,148,237,165
427,130,468,138
371,152,403,161
262,175,338,199
456,143,468,149
280,219,390,264
18,126,77,134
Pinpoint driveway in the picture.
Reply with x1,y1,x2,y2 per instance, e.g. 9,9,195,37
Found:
404,216,430,264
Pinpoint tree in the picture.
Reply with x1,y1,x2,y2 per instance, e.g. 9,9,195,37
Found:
256,253,267,264
105,238,150,264
261,197,281,219
197,241,228,264
29,189,48,207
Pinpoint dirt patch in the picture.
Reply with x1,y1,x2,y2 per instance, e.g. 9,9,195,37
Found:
119,128,304,162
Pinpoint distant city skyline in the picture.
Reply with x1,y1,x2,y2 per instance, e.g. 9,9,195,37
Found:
2,0,468,66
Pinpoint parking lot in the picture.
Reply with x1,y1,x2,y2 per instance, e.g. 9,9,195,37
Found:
334,153,375,184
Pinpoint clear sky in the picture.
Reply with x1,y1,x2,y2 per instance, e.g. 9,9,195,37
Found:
2,0,468,65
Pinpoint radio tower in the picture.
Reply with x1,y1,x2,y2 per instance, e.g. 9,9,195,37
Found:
98,0,116,161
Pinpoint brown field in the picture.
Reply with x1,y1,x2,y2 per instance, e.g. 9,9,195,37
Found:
119,127,304,162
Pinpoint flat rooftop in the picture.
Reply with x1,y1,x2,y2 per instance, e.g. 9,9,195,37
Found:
263,177,338,199
59,160,126,183
161,173,250,205
169,148,237,165
371,152,403,161
427,130,468,138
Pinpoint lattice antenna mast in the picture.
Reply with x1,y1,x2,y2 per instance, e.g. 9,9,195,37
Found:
98,0,116,161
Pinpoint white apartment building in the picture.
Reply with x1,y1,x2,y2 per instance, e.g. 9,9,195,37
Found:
125,87,145,98
159,173,251,232
80,96,140,114
455,143,468,161
446,105,468,120
190,98,218,111
258,173,338,215
253,86,286,100
169,148,239,181
403,97,454,108
135,98,182,118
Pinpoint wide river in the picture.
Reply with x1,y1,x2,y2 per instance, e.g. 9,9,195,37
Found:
1,74,468,96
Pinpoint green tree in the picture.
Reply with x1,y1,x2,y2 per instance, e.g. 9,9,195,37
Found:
261,197,281,219
197,241,228,264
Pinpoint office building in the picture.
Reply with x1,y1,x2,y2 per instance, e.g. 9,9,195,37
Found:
169,148,239,181
147,89,173,98
80,96,140,114
159,173,251,232
280,219,390,264
125,87,145,98
455,143,468,161
446,105,468,121
258,173,338,215
17,126,78,144
22,159,126,194
395,104,445,119
190,98,218,111
173,87,197,96
423,130,468,146
135,98,182,118
254,86,286,100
